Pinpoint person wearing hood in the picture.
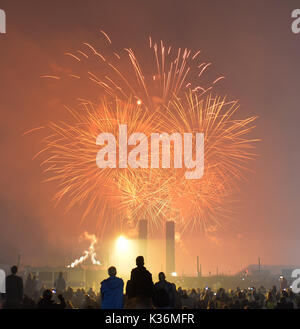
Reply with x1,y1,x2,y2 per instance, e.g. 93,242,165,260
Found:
101,266,124,309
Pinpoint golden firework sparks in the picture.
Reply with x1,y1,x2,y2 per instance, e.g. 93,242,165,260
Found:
33,34,258,236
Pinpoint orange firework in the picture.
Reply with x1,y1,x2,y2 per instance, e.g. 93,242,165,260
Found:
160,92,258,233
116,93,258,234
37,97,157,231
34,34,258,236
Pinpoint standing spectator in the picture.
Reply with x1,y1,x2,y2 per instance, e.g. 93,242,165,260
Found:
24,273,35,298
33,275,42,301
172,283,182,309
39,285,46,299
265,291,276,309
4,265,23,309
271,285,277,297
153,272,174,308
279,276,288,292
130,256,154,304
101,266,124,309
54,272,66,295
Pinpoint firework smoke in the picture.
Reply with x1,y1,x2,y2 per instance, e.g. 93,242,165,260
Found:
67,231,101,268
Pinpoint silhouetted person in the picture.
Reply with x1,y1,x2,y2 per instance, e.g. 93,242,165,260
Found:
279,276,288,292
32,275,40,301
24,273,35,298
37,289,66,309
4,266,23,309
172,283,182,309
271,285,277,296
101,266,124,309
54,272,66,294
153,272,174,308
130,256,154,303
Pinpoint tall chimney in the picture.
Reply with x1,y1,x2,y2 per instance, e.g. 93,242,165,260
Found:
138,219,148,261
166,221,175,274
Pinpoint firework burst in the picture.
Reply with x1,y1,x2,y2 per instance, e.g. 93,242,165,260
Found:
33,33,258,236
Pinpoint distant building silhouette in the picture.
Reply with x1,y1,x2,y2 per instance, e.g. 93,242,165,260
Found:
166,221,175,274
138,220,148,262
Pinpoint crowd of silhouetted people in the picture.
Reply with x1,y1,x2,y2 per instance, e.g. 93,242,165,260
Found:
1,257,300,309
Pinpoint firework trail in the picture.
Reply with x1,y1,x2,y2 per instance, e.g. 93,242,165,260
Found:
34,32,258,236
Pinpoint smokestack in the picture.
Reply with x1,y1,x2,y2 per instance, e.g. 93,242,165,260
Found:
138,219,148,261
166,221,175,274
197,256,200,277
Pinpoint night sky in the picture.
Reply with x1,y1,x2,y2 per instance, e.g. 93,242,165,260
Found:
0,0,300,275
